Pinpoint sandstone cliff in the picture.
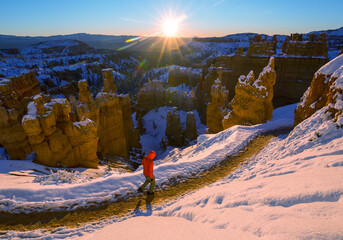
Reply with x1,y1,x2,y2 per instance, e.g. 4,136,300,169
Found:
222,57,276,129
206,67,230,133
294,55,343,126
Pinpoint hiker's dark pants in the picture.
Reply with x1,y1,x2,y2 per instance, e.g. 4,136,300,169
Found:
141,176,155,193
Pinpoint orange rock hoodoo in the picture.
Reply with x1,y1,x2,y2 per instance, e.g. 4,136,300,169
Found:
222,57,276,129
206,67,230,133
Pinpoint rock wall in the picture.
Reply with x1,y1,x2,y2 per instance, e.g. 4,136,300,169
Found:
222,57,276,129
206,68,230,133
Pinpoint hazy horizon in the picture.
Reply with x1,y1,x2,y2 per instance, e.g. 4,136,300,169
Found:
1,0,343,38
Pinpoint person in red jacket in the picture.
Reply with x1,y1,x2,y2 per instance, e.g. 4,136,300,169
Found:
138,150,156,195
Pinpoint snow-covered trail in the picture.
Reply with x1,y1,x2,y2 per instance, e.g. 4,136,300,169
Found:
80,131,343,240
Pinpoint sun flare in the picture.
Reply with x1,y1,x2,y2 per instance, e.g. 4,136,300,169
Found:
163,19,179,37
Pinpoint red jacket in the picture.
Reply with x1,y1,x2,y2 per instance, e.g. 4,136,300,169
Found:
142,156,154,179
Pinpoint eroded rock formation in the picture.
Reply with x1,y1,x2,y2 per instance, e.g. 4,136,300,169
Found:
22,95,99,168
206,67,230,133
199,33,328,121
281,33,328,57
0,72,40,160
135,80,196,126
77,79,99,124
165,110,183,147
96,69,129,158
294,55,343,126
183,112,198,144
222,57,276,129
0,69,138,168
246,35,277,56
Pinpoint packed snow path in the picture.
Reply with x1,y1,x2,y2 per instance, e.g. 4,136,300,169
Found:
0,132,283,232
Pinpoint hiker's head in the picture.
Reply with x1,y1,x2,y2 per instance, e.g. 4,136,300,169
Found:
148,150,156,159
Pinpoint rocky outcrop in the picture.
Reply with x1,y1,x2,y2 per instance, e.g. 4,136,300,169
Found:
102,68,117,93
294,55,343,126
281,33,328,57
118,94,141,149
223,57,276,129
206,68,230,133
95,68,131,158
246,35,277,56
168,66,201,87
183,112,198,144
165,110,183,147
77,79,99,124
0,72,40,159
22,95,99,168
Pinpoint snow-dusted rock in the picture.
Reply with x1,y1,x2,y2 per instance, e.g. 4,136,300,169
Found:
223,57,276,129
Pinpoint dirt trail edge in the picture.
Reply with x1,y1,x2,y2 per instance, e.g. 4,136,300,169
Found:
0,128,291,232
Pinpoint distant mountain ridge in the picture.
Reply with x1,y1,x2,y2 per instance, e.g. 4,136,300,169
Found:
0,33,136,50
309,26,343,36
0,26,342,51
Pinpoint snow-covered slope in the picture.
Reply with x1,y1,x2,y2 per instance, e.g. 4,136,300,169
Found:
0,104,295,215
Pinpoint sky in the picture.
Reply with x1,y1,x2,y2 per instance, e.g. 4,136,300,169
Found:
0,0,342,37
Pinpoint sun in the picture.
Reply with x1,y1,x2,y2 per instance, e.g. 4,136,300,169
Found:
163,19,179,37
